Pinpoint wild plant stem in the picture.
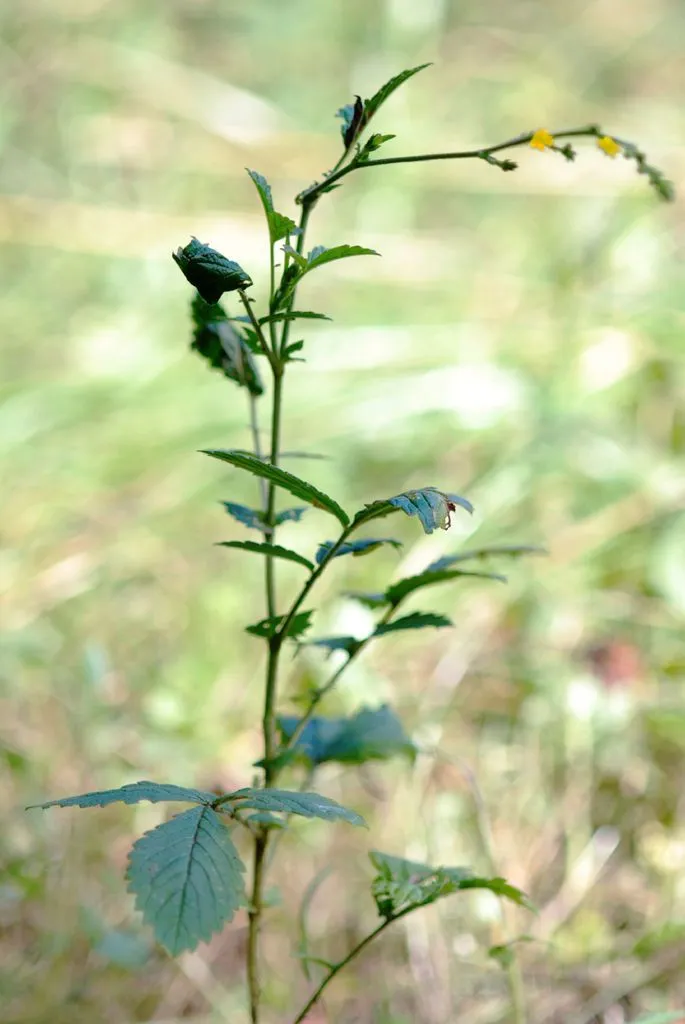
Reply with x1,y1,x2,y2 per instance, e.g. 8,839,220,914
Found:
297,125,605,206
246,194,313,1023
290,904,421,1024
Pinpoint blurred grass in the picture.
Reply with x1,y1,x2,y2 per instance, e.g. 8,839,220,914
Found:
1,1,684,1022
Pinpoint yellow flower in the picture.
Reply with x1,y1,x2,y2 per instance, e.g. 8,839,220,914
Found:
597,135,621,158
530,128,555,151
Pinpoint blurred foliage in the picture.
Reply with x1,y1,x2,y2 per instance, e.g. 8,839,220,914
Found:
1,1,684,1022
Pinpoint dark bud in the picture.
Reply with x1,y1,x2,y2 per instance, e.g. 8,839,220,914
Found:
172,237,252,304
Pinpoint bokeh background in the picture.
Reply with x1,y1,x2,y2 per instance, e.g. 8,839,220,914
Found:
1,2,684,1022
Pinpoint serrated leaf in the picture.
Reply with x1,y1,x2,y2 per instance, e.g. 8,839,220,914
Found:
126,806,246,956
284,339,305,362
279,706,414,767
202,450,349,526
362,64,432,127
246,168,275,216
344,591,390,609
356,133,396,164
315,537,402,565
269,211,300,243
217,540,313,571
28,780,216,811
301,635,362,656
191,295,264,395
386,569,506,606
258,311,331,326
246,169,299,245
246,609,313,640
221,502,265,533
426,544,546,573
304,244,379,272
369,850,531,920
355,487,473,535
374,612,452,635
172,238,252,304
229,788,366,827
275,506,308,526
224,503,308,534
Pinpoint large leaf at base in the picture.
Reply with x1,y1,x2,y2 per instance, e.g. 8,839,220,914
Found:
28,781,216,811
374,612,452,635
355,487,473,535
426,544,546,573
279,705,415,766
315,537,402,565
369,850,532,920
127,806,246,956
386,568,506,606
202,450,349,526
228,788,366,827
217,540,313,571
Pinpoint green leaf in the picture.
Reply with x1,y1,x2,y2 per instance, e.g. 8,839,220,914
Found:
426,544,546,573
386,569,506,606
246,609,313,640
362,64,432,127
126,806,246,956
217,540,313,571
356,133,396,164
374,612,452,635
172,238,252,304
28,781,216,811
301,635,362,657
269,211,300,243
223,503,308,534
344,591,390,609
221,502,265,532
369,850,532,920
315,537,402,565
202,450,349,526
258,311,331,326
284,339,305,362
355,487,473,535
229,788,366,827
303,243,379,272
280,705,415,767
246,169,300,244
190,295,264,395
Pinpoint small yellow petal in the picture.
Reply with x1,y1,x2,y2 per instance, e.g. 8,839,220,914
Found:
530,128,555,151
597,135,621,158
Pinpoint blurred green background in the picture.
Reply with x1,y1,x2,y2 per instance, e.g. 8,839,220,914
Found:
1,2,684,1022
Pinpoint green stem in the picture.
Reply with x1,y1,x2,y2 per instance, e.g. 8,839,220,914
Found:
238,289,279,375
246,194,314,1024
290,906,419,1024
297,124,605,205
